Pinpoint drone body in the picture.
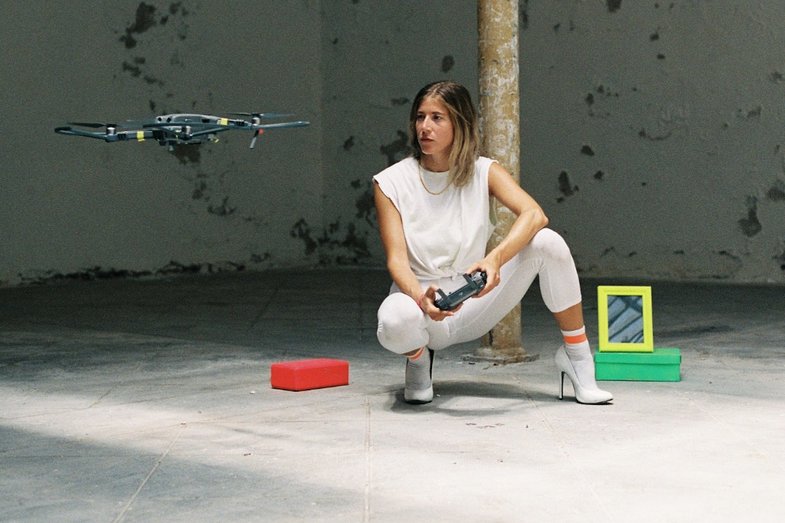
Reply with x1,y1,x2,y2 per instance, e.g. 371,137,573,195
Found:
55,112,309,149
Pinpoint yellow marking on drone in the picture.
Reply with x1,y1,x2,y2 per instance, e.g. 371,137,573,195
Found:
136,131,145,142
218,118,229,126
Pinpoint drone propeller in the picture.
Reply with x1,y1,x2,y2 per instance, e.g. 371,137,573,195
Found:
68,121,114,129
229,112,294,119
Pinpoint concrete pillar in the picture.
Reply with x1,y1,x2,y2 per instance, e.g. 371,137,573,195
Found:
474,0,537,363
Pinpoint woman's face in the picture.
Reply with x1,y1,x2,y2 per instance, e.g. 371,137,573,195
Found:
415,96,454,164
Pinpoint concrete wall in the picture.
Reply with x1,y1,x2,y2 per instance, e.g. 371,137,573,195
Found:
519,1,785,284
1,1,323,285
318,1,478,265
2,1,784,286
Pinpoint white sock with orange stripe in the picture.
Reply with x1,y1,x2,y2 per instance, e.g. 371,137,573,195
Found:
407,347,426,362
561,326,591,360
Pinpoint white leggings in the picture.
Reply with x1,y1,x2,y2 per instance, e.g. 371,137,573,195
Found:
376,228,581,354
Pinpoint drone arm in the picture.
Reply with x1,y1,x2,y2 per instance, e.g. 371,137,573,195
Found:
187,126,233,138
54,127,110,141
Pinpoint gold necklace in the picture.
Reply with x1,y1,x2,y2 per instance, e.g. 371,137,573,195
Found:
418,163,451,195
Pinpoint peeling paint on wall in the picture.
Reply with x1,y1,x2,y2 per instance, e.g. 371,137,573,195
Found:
116,3,191,91
18,259,249,286
351,179,375,225
289,177,376,265
289,218,371,265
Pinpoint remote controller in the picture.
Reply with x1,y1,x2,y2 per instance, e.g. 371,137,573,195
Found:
433,271,487,311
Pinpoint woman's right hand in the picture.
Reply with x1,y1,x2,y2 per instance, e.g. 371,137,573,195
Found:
417,285,461,321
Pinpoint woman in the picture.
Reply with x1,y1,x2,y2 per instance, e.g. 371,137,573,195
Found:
373,81,612,405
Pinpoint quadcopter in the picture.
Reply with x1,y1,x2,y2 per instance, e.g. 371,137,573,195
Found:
54,112,309,149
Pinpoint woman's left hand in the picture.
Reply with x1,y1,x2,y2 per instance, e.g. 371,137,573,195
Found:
467,253,502,298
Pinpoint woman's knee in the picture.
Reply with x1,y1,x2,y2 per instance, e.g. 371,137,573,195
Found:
376,293,427,354
529,228,573,263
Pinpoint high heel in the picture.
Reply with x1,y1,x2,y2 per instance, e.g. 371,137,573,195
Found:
404,348,434,404
555,346,613,404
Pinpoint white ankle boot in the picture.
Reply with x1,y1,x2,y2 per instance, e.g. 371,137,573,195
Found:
404,348,434,404
555,346,613,404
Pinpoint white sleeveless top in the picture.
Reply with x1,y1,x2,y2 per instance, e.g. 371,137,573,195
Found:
373,156,496,280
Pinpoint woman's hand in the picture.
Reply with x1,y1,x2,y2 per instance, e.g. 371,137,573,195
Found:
417,285,462,321
467,252,502,298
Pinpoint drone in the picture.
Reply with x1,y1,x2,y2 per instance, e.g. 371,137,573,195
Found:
54,112,309,149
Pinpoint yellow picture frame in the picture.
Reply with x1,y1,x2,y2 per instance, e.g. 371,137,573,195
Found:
597,286,654,352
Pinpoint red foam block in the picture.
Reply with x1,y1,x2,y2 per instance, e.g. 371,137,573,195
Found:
270,358,350,391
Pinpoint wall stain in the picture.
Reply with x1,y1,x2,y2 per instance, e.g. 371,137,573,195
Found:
290,218,371,265
120,2,158,49
441,55,455,73
586,84,618,118
775,246,785,272
208,196,235,217
594,170,605,180
638,128,672,141
122,61,165,85
520,0,529,30
585,93,595,107
553,20,576,33
291,219,318,255
607,0,622,13
192,177,208,200
182,167,241,220
391,97,409,106
118,2,190,84
736,106,762,120
556,171,578,202
380,130,410,166
766,180,785,201
343,136,355,151
17,258,255,286
657,324,733,338
580,145,595,156
738,196,762,237
170,144,201,165
351,179,375,225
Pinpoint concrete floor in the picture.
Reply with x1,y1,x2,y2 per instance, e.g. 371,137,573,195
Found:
1,268,783,523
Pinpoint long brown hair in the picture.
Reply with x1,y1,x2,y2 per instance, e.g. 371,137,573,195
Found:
409,81,480,187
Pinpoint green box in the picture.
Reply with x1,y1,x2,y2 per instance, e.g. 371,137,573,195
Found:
594,348,681,382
